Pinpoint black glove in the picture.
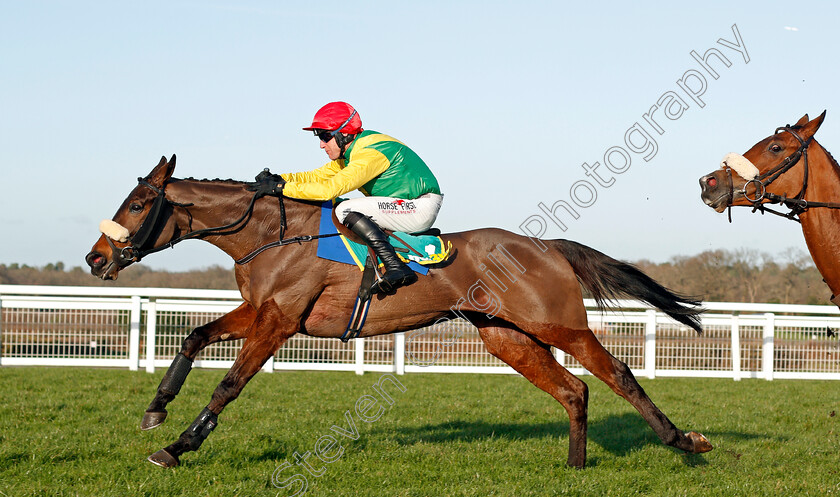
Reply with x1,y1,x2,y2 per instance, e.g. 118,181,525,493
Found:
245,168,286,198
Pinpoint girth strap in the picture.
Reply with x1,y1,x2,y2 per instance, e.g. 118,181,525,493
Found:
340,250,379,342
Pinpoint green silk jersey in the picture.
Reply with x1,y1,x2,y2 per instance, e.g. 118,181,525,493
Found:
281,130,441,201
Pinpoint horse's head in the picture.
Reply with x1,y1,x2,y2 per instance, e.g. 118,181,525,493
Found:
86,155,179,280
699,112,826,215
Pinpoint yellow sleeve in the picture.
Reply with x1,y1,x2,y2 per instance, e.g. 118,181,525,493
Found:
282,148,391,200
280,161,343,183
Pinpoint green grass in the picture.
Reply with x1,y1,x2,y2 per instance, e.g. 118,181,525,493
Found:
1,368,839,497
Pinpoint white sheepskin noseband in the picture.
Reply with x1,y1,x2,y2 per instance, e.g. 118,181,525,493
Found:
99,219,130,242
721,152,759,181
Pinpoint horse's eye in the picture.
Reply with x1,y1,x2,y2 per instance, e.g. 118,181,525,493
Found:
770,144,782,153
129,203,143,213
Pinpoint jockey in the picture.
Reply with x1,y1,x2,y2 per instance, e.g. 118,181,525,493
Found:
257,102,443,294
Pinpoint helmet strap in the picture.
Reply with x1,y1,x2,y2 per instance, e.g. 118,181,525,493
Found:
335,133,356,159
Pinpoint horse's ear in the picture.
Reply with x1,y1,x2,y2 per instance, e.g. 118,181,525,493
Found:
801,111,827,140
145,155,177,188
794,114,810,127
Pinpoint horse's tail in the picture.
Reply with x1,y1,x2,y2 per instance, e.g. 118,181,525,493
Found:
553,239,704,334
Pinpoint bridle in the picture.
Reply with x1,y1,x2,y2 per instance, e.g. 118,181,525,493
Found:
722,124,840,223
104,177,338,270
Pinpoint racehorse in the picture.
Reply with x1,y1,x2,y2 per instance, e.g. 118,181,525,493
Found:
86,155,713,469
699,111,840,306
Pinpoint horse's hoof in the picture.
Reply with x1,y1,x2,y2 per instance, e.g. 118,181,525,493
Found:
148,449,179,468
687,431,713,453
141,410,167,430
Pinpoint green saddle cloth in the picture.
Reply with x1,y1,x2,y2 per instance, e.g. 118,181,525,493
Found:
341,232,451,271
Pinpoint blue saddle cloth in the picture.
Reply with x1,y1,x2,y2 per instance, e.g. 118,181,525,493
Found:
315,201,449,275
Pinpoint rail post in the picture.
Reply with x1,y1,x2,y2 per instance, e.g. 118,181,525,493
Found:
394,333,406,375
553,347,565,367
731,313,741,381
762,312,775,381
128,295,141,371
145,299,157,373
355,337,365,375
262,354,275,373
644,309,657,379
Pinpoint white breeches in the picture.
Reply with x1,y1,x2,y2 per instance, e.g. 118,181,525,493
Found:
336,193,444,233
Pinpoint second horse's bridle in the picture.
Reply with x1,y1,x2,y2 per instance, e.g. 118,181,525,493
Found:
722,124,840,222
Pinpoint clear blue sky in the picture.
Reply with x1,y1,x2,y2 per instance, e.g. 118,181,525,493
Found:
2,1,837,271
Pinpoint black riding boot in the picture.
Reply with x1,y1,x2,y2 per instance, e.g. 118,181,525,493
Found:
343,212,417,293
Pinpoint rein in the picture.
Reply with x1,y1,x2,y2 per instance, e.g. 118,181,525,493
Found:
232,184,340,265
725,125,840,222
234,233,339,265
107,177,338,268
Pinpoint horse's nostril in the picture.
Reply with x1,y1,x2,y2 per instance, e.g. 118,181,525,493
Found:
707,177,717,187
86,251,105,268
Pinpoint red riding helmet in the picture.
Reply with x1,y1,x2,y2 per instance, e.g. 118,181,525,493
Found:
303,102,363,134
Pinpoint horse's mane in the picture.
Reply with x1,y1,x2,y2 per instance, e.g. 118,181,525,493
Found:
785,124,840,174
175,177,246,186
818,142,840,174
170,176,325,207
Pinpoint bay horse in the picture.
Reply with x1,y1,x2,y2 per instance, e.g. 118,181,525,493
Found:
699,111,840,306
86,156,713,469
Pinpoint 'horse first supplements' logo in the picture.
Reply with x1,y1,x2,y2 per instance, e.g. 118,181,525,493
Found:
377,199,416,211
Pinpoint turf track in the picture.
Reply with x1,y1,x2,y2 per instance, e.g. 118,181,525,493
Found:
1,368,838,496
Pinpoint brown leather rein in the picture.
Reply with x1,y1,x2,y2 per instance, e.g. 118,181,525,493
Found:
104,177,338,268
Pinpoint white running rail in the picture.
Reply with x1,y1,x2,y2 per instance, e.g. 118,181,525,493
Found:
2,285,839,380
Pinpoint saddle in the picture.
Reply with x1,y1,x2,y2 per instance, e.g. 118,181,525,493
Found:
327,204,450,341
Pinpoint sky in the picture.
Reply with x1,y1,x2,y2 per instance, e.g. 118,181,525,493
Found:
2,1,839,272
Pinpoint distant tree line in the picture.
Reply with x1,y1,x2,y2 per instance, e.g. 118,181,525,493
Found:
634,248,827,305
0,263,237,289
0,248,830,304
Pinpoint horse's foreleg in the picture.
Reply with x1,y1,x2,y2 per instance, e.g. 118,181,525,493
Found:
141,302,257,430
538,325,712,455
148,299,295,468
476,321,589,469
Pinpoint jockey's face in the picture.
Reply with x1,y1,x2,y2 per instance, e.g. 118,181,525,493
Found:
321,135,342,161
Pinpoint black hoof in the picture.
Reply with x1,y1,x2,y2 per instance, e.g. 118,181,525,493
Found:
148,449,179,468
141,410,168,431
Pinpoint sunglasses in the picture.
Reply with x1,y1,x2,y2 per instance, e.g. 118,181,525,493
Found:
315,130,336,143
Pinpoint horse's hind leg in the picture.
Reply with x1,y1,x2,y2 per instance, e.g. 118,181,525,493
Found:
148,299,296,468
476,320,590,468
141,302,256,430
533,325,712,455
